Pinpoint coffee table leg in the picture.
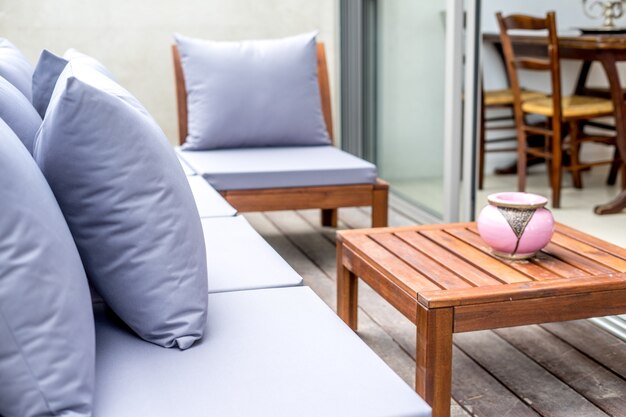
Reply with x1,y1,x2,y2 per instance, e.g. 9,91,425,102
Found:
416,306,453,417
337,241,358,330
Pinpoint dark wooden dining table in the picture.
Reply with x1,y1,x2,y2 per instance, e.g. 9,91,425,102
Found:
483,32,626,215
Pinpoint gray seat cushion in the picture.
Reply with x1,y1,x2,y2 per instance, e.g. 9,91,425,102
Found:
178,154,196,176
93,287,431,417
202,216,302,293
35,61,208,350
0,119,94,417
177,146,377,190
187,175,237,218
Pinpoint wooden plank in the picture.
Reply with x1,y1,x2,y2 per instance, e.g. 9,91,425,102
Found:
454,330,609,417
496,325,626,416
452,346,540,417
342,247,418,323
466,224,588,278
542,320,626,380
454,288,626,332
338,221,476,239
557,223,626,261
370,233,473,290
342,234,442,294
396,230,504,287
337,240,358,330
420,274,626,308
420,229,532,284
449,227,562,280
224,184,374,212
416,306,454,417
551,232,626,272
542,242,617,275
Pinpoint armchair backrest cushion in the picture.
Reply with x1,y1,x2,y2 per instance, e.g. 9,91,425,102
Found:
0,75,42,153
0,118,95,417
174,32,331,150
0,38,33,101
34,62,208,350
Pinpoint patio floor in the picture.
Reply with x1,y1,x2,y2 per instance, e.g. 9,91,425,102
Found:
244,206,626,417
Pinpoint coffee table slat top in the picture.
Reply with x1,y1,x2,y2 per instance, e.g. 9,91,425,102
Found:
338,222,626,309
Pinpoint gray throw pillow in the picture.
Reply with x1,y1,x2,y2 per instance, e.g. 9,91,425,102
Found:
0,118,95,417
0,75,42,153
0,38,34,101
32,49,68,117
175,32,331,150
35,62,208,350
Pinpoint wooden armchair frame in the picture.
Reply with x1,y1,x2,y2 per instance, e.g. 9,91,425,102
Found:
172,42,388,227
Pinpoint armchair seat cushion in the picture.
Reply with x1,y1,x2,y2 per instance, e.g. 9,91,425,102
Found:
202,216,302,293
93,287,431,417
177,145,377,191
187,176,237,218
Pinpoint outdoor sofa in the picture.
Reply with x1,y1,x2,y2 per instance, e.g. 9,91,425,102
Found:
0,38,431,417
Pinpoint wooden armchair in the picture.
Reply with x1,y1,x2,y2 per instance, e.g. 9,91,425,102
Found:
172,42,389,227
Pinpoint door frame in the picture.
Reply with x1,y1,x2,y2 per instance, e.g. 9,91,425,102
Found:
340,0,479,222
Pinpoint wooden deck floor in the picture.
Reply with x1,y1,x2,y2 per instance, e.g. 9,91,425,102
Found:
243,207,626,417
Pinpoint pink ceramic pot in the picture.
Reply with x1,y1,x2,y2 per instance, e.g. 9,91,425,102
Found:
477,192,555,259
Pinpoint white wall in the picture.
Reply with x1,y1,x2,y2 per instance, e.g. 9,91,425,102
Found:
0,0,339,144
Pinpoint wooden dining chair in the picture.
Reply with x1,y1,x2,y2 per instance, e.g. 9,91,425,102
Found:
497,11,618,208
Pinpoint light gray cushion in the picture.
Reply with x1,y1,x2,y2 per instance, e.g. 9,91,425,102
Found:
34,62,208,350
202,216,302,293
0,75,42,153
32,49,68,117
0,38,33,101
0,119,95,417
187,175,237,218
64,48,116,80
178,154,197,175
177,145,377,190
93,287,431,417
175,32,331,150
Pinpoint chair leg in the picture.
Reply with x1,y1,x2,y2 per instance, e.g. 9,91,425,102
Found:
607,146,622,186
372,180,389,228
569,121,583,189
551,122,563,209
516,125,527,193
321,209,338,227
478,101,487,190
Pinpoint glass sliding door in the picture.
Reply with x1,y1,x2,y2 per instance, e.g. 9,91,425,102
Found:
374,0,463,219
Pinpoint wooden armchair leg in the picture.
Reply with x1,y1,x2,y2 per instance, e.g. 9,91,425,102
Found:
372,180,389,228
321,208,338,227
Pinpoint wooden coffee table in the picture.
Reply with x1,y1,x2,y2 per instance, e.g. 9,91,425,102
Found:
336,222,626,417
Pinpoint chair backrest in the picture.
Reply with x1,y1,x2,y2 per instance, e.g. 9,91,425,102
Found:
172,42,334,146
496,11,562,122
